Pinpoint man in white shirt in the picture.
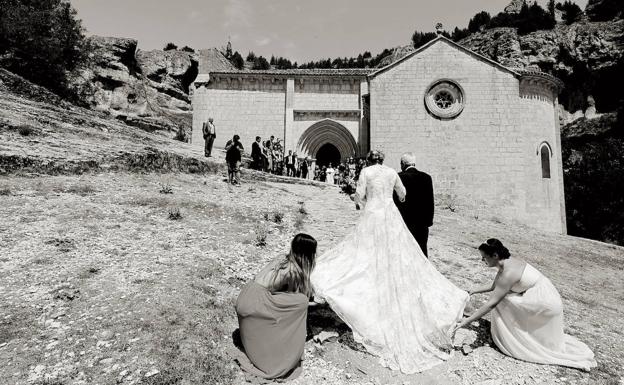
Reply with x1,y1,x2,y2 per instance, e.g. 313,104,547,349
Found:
202,117,216,157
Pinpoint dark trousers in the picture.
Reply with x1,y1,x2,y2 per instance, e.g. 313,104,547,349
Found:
252,157,262,170
301,169,308,179
204,135,215,157
407,225,429,258
286,164,295,177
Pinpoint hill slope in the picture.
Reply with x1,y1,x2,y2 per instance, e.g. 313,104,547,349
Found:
0,69,623,385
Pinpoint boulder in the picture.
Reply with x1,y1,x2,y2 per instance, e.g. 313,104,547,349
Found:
68,36,199,136
504,0,526,14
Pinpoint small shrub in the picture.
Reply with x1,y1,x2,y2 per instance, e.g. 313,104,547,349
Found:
164,42,178,51
45,238,76,252
32,257,51,265
65,184,96,196
79,266,100,279
294,213,305,230
159,184,173,194
255,224,268,247
0,187,11,196
168,208,183,220
272,210,284,223
17,125,35,136
181,45,195,53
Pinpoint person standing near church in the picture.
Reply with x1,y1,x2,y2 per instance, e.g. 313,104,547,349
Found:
325,163,335,185
225,135,244,186
393,152,434,257
202,117,216,157
251,136,263,170
285,150,296,177
300,157,310,179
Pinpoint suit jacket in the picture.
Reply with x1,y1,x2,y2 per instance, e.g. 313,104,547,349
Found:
251,141,262,159
393,167,434,228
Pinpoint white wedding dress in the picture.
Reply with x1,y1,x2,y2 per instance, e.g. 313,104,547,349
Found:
311,164,469,374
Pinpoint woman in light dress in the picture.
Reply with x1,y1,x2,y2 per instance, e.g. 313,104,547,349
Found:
325,163,335,185
453,239,597,371
311,150,469,374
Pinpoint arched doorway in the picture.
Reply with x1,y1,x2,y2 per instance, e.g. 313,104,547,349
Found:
316,143,341,168
297,119,358,166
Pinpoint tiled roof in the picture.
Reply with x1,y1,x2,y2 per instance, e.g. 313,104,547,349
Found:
210,68,373,77
198,48,236,73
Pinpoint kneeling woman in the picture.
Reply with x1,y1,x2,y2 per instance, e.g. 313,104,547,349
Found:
235,233,317,382
454,239,596,371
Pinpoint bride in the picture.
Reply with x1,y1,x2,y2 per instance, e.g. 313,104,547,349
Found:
311,150,468,374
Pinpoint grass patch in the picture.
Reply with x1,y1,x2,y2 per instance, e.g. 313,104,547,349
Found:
64,184,96,196
168,208,183,220
294,202,308,230
0,306,40,344
79,266,101,279
255,224,268,247
17,124,36,136
44,237,76,252
138,297,236,385
264,209,284,223
0,186,11,196
159,184,173,194
32,257,52,265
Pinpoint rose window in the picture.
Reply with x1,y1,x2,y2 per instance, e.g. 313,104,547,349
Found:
425,80,465,119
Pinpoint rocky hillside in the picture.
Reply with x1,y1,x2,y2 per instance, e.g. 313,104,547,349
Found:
68,36,201,138
562,112,624,245
459,20,623,121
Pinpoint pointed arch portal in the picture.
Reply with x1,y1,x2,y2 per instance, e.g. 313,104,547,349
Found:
297,119,358,166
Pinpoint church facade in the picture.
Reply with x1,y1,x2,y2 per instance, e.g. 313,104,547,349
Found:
192,36,567,234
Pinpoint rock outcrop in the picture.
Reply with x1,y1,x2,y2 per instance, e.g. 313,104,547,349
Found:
461,19,623,118
561,112,624,245
459,20,623,75
69,36,200,137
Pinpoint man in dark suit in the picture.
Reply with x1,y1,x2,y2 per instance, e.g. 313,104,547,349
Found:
251,136,263,170
393,152,434,257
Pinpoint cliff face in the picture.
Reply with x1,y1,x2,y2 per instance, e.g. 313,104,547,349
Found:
459,20,624,118
561,112,624,245
68,36,200,136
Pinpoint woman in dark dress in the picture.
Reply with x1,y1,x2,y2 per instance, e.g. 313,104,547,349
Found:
235,233,317,382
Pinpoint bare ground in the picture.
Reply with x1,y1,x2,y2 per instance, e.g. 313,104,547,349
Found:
1,78,623,385
0,170,622,385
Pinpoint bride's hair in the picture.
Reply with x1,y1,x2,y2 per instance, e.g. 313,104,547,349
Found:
478,238,511,259
367,150,385,165
270,233,317,296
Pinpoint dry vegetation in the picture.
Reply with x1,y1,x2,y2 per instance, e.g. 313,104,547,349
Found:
0,170,622,385
0,73,622,385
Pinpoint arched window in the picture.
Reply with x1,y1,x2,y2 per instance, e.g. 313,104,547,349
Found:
540,143,551,179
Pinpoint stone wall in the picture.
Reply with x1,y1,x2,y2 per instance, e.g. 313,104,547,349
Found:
192,78,286,151
192,75,364,158
369,40,565,233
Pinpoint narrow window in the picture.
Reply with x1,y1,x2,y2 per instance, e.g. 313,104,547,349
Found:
541,144,551,179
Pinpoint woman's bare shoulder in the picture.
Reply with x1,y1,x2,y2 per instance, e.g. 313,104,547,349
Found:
498,258,526,284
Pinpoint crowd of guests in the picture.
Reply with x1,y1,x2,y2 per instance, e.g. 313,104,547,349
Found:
221,131,369,190
312,158,366,191
249,135,368,186
250,136,312,179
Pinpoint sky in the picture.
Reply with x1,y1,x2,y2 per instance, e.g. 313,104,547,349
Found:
71,0,589,63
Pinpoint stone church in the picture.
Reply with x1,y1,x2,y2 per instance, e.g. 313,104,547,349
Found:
192,36,566,234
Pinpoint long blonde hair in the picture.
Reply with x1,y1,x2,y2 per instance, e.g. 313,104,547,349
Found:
270,233,317,297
